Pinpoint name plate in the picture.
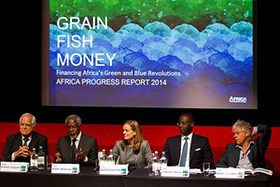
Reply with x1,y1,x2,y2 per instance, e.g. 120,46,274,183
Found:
0,162,29,172
99,164,128,175
161,166,190,177
51,163,80,174
215,168,245,179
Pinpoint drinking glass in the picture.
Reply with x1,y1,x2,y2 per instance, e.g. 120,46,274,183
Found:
203,162,210,176
93,159,99,173
47,156,53,170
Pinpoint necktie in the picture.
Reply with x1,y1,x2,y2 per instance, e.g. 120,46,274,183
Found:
23,137,29,146
71,138,77,161
179,137,188,167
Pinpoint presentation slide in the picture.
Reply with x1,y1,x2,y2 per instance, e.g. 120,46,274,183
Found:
42,0,256,109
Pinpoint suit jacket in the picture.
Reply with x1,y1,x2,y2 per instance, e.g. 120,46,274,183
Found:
56,132,98,166
112,140,153,169
163,133,214,169
2,131,48,162
216,124,272,168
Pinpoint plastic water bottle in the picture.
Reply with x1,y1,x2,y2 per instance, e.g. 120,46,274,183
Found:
37,146,46,170
99,149,107,165
152,151,160,176
107,149,115,165
159,151,167,175
159,151,168,168
30,148,38,171
148,152,155,176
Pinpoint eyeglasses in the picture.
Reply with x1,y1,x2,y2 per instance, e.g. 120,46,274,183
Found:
176,121,191,126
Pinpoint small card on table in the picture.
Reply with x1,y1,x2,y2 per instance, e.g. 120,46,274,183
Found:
51,163,80,174
160,166,190,177
0,161,29,172
99,164,128,175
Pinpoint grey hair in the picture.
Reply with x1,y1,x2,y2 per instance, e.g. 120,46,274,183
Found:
65,114,82,126
19,113,37,127
232,119,253,139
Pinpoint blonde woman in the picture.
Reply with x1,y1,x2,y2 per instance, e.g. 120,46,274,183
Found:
112,120,153,170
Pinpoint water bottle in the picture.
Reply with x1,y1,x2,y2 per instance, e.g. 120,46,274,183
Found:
152,151,160,176
148,152,155,176
99,149,107,165
107,149,115,165
37,146,46,170
159,151,167,174
30,148,38,171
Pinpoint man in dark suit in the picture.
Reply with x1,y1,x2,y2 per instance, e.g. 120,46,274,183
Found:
163,112,214,169
216,120,271,169
2,113,48,162
55,114,98,166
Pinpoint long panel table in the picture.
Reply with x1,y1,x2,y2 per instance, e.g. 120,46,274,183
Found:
0,167,271,187
125,168,271,187
0,167,124,187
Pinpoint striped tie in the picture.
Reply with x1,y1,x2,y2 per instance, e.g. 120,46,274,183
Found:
23,137,29,146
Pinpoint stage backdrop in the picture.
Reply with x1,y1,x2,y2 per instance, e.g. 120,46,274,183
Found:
42,0,256,109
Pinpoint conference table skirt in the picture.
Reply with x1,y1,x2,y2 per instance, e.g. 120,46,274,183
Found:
0,167,271,187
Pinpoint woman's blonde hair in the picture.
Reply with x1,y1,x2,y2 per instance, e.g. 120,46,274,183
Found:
121,120,142,154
